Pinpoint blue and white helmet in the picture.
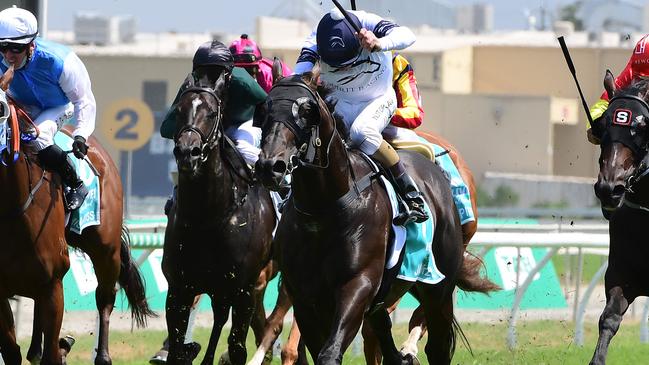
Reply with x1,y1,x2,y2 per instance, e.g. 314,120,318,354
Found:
316,8,362,68
0,7,37,44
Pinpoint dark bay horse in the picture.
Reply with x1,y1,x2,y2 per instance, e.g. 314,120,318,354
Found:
255,74,494,365
0,95,153,365
590,72,649,365
162,69,275,364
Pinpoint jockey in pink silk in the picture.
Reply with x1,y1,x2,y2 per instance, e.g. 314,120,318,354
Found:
229,34,292,93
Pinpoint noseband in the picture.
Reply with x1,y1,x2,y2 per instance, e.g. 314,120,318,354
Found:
175,87,223,163
267,80,340,171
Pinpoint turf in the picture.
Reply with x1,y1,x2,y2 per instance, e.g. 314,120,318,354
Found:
17,319,649,364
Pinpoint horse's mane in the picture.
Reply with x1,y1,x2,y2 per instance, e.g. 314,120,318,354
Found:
300,71,351,143
620,77,649,97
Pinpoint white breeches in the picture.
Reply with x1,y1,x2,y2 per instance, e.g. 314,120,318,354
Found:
30,103,74,151
225,119,262,165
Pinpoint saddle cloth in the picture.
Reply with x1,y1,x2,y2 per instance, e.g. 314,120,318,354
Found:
390,134,475,225
359,156,446,284
54,132,101,234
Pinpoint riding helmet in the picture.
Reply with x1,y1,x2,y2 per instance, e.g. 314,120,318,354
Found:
193,40,234,71
229,34,262,66
316,8,362,68
0,7,38,44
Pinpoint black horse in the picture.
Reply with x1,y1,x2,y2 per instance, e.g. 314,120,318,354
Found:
162,69,275,364
255,73,494,365
591,71,649,364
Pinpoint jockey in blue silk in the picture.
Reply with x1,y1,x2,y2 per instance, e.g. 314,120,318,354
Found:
294,7,428,224
0,7,94,210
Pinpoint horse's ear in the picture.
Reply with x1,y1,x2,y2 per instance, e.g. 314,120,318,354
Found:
213,70,230,99
272,57,284,85
604,69,616,99
311,63,321,83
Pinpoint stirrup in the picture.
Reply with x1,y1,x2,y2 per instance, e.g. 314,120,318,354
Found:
65,183,88,211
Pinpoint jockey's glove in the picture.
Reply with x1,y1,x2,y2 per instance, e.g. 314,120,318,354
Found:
72,135,89,159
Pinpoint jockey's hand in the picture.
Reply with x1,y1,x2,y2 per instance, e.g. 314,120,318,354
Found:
357,29,381,52
587,128,601,145
72,135,89,159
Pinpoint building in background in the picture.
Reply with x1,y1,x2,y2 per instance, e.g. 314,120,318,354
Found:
456,3,494,34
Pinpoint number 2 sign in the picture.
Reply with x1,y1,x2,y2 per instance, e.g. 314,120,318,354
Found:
100,99,154,151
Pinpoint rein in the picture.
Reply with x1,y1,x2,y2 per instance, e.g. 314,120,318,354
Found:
175,86,223,163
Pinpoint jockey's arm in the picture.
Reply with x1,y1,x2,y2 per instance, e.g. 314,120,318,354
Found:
391,54,424,129
59,52,96,140
589,54,635,127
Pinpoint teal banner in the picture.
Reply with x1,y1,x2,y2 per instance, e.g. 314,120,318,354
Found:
63,246,566,311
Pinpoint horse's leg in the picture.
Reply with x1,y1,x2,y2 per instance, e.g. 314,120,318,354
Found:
26,301,43,364
39,281,65,365
225,289,257,365
249,274,293,365
317,277,389,365
281,317,303,365
166,287,195,365
201,295,230,365
0,298,21,365
417,283,455,365
401,305,426,357
589,285,633,365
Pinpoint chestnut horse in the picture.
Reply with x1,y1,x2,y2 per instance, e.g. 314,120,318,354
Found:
590,72,649,365
255,74,494,365
162,69,275,364
0,93,153,365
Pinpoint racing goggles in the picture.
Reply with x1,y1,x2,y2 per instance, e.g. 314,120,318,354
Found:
0,42,29,54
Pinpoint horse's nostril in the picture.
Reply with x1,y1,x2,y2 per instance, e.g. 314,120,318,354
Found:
272,160,287,174
191,147,201,157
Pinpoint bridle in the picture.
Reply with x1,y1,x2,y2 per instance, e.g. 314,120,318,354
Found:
174,86,223,163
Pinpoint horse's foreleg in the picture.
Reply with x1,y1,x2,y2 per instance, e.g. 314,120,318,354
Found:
281,318,302,365
39,281,65,365
316,278,378,365
226,290,257,365
0,298,21,365
201,295,229,365
249,276,292,365
165,287,195,365
589,285,632,365
26,300,43,364
401,305,426,357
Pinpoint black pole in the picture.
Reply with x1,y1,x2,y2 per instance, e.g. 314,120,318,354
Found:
332,0,361,33
557,36,594,126
350,0,357,10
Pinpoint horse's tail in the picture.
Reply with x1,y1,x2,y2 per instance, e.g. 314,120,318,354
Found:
456,252,500,293
118,225,157,327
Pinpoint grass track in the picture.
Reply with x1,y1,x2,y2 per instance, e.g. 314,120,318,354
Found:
18,319,649,364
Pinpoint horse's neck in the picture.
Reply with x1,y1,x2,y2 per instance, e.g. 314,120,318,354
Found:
0,154,42,216
291,132,354,209
176,149,237,219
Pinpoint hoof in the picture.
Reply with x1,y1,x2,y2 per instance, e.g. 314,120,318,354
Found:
186,342,202,360
149,349,168,364
59,335,75,354
218,351,231,365
403,353,421,365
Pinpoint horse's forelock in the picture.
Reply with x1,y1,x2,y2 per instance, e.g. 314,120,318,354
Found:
621,78,649,98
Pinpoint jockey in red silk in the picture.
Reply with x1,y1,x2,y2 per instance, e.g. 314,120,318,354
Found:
229,34,292,93
589,34,649,144
294,7,428,224
0,7,94,210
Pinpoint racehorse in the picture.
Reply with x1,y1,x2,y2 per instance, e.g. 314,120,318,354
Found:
255,73,495,365
0,93,153,364
590,71,649,365
162,68,275,364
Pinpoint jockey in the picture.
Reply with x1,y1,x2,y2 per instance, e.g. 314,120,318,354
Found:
229,34,292,93
0,7,93,210
588,34,649,144
160,40,267,166
160,40,267,214
294,7,428,224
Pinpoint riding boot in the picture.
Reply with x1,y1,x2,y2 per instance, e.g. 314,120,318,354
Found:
392,170,429,225
37,145,88,211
